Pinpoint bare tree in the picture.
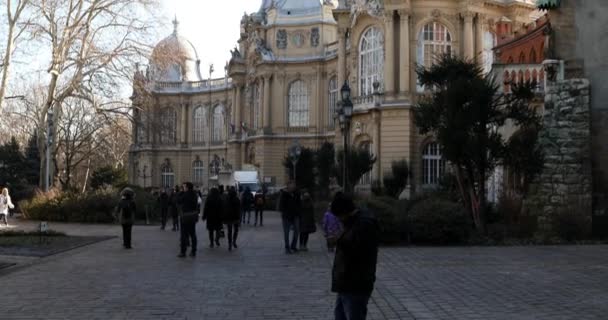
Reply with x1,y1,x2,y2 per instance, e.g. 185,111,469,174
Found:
0,0,32,114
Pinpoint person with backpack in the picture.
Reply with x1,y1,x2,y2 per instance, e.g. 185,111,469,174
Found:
241,187,254,224
116,188,136,249
0,187,15,227
253,189,265,227
203,187,223,248
177,182,199,258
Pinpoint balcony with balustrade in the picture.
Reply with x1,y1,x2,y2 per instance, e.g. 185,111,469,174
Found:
151,77,233,94
491,63,546,94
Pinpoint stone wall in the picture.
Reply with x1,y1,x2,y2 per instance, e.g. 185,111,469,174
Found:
527,78,592,233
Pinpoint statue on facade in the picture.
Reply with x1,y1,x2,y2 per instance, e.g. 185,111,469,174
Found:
230,46,241,59
311,28,320,47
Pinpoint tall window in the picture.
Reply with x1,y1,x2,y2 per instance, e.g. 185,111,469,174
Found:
422,142,445,186
160,108,177,144
193,106,208,144
288,80,309,127
212,105,225,142
253,83,261,129
417,22,452,91
161,165,175,188
328,77,338,129
359,26,384,96
482,31,496,74
193,160,204,186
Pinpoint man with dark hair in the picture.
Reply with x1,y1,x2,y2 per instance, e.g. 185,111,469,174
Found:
330,192,379,320
278,181,301,254
178,182,199,258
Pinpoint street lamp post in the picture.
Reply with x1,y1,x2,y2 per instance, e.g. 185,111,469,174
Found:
338,81,353,193
45,108,54,192
288,140,302,185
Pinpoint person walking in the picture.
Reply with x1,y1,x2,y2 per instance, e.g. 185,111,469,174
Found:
223,187,241,251
322,206,342,253
241,187,254,224
253,189,265,227
115,188,136,249
159,189,169,230
0,188,15,227
298,191,316,251
279,181,301,254
177,182,199,258
330,192,380,320
203,188,223,248
169,186,180,231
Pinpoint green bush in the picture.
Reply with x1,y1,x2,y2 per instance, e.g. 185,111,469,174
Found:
91,166,128,189
19,186,158,224
383,160,409,198
407,196,470,244
361,196,407,243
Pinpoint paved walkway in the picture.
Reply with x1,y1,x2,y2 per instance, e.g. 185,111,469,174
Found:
1,212,608,319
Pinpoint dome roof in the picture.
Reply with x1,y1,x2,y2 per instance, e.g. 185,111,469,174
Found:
261,0,336,26
149,18,202,82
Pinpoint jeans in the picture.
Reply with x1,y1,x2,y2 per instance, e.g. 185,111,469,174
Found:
334,293,371,320
254,208,264,226
121,224,132,248
180,222,197,254
282,216,299,250
226,223,239,248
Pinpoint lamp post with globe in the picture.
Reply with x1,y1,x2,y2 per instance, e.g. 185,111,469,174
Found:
336,81,353,193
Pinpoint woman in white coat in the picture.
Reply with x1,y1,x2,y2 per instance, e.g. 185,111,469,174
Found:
0,187,15,226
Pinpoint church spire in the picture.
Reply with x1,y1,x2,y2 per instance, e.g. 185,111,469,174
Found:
172,15,179,35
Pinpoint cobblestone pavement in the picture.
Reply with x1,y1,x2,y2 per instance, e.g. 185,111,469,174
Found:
1,213,608,319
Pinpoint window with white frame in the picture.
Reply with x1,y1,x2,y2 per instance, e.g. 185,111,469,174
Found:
359,26,384,96
193,160,204,186
328,77,338,128
160,108,177,144
253,83,261,129
212,105,225,142
422,142,445,186
193,106,208,144
417,22,452,91
288,80,309,127
161,165,175,188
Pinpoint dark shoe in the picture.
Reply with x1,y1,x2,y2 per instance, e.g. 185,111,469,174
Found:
215,240,220,247
233,243,238,249
177,253,186,258
291,247,298,253
190,252,196,257
210,243,214,248
228,246,232,252
285,248,292,254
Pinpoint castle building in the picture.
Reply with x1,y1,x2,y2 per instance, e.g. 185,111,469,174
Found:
129,0,538,192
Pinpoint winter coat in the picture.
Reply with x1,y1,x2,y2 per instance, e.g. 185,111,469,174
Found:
254,193,265,209
203,195,223,231
116,198,136,225
331,209,379,295
178,190,199,224
278,190,301,221
159,193,169,209
222,194,241,224
241,191,254,210
299,199,317,234
168,193,179,217
322,211,342,238
0,195,15,215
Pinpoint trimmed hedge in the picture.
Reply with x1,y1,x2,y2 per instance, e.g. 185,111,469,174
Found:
407,197,471,244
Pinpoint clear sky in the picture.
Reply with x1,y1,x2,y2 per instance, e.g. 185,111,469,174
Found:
159,0,262,77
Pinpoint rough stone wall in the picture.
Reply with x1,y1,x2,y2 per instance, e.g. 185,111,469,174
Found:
527,79,592,232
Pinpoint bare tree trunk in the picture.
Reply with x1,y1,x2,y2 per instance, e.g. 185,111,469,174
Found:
82,158,91,193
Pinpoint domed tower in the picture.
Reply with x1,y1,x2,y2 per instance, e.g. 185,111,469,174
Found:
149,18,203,83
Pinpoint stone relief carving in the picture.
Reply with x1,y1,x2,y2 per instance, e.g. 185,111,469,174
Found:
277,29,287,49
291,31,305,48
351,0,384,18
311,27,320,47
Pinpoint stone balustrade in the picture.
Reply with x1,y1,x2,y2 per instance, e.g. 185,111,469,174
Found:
152,78,233,93
491,63,546,93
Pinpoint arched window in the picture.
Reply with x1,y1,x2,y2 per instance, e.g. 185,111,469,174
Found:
328,77,338,129
212,105,225,142
253,83,261,129
422,142,445,186
192,160,204,186
417,22,452,91
193,106,208,144
288,80,309,127
160,108,177,144
530,48,537,63
483,31,496,74
161,165,174,188
359,26,384,96
519,51,526,63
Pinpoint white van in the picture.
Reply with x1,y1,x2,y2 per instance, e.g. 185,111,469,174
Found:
233,171,261,196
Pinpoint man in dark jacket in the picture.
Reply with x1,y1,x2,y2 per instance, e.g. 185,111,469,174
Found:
279,181,301,254
177,182,199,258
158,189,169,230
330,192,379,320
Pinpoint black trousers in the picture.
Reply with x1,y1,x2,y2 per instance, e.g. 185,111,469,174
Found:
208,229,221,245
160,207,168,229
0,214,8,226
226,223,239,247
122,224,132,248
171,213,179,230
255,208,264,225
180,222,197,254
299,232,310,248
